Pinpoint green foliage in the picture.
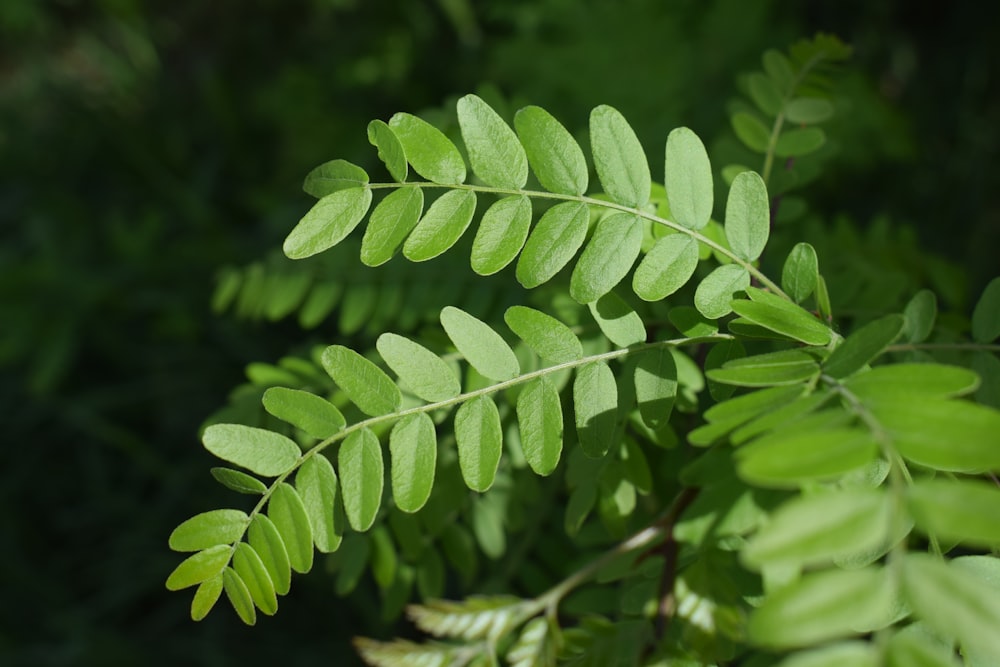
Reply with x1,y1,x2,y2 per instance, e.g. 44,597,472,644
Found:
166,34,1000,667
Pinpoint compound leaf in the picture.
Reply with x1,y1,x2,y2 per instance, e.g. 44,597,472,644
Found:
268,483,314,574
166,544,231,591
361,186,424,266
457,93,528,189
388,112,466,185
504,305,583,364
339,428,385,531
367,119,407,182
570,212,643,304
471,195,532,275
247,514,291,595
321,345,402,417
574,361,618,458
590,105,650,208
632,233,700,302
664,126,713,230
634,347,677,430
516,201,590,289
455,395,503,492
441,306,520,381
402,189,477,262
283,187,373,260
781,242,820,303
232,542,277,616
514,105,588,195
695,264,750,319
408,596,524,642
389,412,437,513
823,314,904,378
169,509,249,552
203,424,300,477
223,567,256,626
302,159,369,198
377,333,460,402
516,377,563,476
295,454,342,553
262,387,345,440
724,170,770,262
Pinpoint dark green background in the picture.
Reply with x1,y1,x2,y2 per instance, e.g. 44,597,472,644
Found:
2,1,997,664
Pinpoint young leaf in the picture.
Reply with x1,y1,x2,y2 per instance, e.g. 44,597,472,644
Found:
283,187,373,260
908,478,1000,547
694,264,750,319
455,395,503,492
268,483,314,573
570,212,643,304
302,159,369,198
339,428,385,531
471,195,532,276
166,545,231,591
781,242,819,303
588,291,646,347
169,509,249,552
232,542,278,616
823,314,905,378
707,349,819,387
902,289,937,343
402,189,477,262
516,377,564,476
191,574,224,622
514,105,588,195
731,111,771,153
664,127,713,230
732,287,832,345
972,276,1000,343
590,104,651,208
210,467,267,495
360,186,424,267
295,454,342,553
441,306,520,381
457,94,528,189
223,567,256,626
775,127,825,157
262,387,345,440
321,345,402,417
407,596,525,642
389,413,437,513
367,119,407,182
247,514,291,595
784,97,835,124
844,363,979,401
504,305,583,364
633,347,677,430
574,361,618,458
388,112,466,185
202,424,300,477
376,333,461,402
737,427,878,487
724,170,770,262
516,201,590,289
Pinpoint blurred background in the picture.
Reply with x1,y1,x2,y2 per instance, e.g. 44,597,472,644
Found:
1,1,997,664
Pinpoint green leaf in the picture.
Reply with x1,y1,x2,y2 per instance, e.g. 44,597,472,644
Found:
295,454,342,553
441,306,520,381
223,567,256,625
570,212,643,304
870,398,1000,472
402,189,477,262
763,49,794,91
784,97,835,124
588,291,646,347
668,305,719,338
166,545,231,590
232,542,277,616
664,127,713,230
457,94,528,189
268,482,314,573
516,201,590,289
339,428,385,531
724,171,770,261
516,377,563,476
514,105,588,195
408,595,525,642
367,119,407,182
777,643,876,667
903,554,1000,659
376,333,460,402
737,427,878,487
748,566,893,647
781,242,819,303
369,524,397,590
507,616,558,667
730,391,832,445
247,514,291,595
844,363,980,401
302,159,369,198
455,395,503,492
354,638,456,667
707,349,819,387
823,314,905,378
504,305,583,364
731,111,771,153
632,233,700,301
202,424,300,477
389,413,437,513
360,186,424,267
388,112,466,184
190,574,224,621
590,104,650,208
902,289,937,343
704,384,807,425
262,387,345,440
574,361,618,458
972,276,1000,343
974,351,1000,408
471,195,532,275
283,187,373,260
908,478,1000,547
742,488,890,569
887,630,961,667
169,509,249,552
747,72,784,117
694,264,750,319
210,467,267,495
321,345,402,417
634,347,677,429
775,127,825,157
732,287,832,345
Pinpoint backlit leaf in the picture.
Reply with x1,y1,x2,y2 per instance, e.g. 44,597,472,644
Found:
455,395,503,492
377,333,460,402
457,94,528,189
367,119,407,182
169,509,249,552
166,545,231,590
516,377,563,475
704,384,807,425
514,105,588,195
737,427,878,487
247,514,291,595
774,127,825,157
232,542,277,615
283,187,373,260
302,159,369,198
210,467,267,495
664,127,713,230
634,347,677,429
339,428,385,531
844,363,980,401
203,424,300,477
471,195,532,275
972,276,1000,343
321,345,402,417
909,478,1000,547
262,387,345,440
388,112,466,185
784,97,835,124
732,111,771,153
588,291,646,347
504,305,583,364
707,349,819,387
823,314,904,378
590,105,650,208
296,454,342,553
402,189,477,262
223,567,256,625
361,186,424,266
389,413,437,513
441,306,520,381
733,287,832,345
574,361,618,458
724,170,770,262
781,242,819,303
902,289,937,343
407,595,525,642
570,212,643,304
516,201,589,289
695,264,750,319
268,483,314,573
633,233,700,301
